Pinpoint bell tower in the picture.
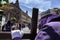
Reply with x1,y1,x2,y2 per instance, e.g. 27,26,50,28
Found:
15,0,19,8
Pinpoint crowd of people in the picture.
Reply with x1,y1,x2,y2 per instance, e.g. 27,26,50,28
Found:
2,20,26,31
1,18,25,40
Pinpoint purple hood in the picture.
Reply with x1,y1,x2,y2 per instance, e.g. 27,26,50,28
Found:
39,14,60,29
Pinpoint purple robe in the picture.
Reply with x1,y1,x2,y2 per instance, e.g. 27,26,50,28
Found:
35,14,60,40
35,22,60,40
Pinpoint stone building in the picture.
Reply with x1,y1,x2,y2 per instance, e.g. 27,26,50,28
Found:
50,8,60,14
0,0,31,24
39,8,60,17
38,8,60,23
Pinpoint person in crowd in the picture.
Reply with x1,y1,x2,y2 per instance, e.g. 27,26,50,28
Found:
21,23,25,28
2,20,13,31
2,17,16,31
35,14,60,40
27,23,31,29
11,23,23,40
19,23,22,30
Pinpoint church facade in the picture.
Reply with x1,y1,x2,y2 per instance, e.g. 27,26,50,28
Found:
1,0,31,24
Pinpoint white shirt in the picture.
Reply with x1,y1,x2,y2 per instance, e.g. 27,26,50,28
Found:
11,30,23,39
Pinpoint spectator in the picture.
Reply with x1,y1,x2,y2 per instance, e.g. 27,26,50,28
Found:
21,23,25,28
27,23,31,29
2,21,13,31
19,23,21,30
11,23,23,40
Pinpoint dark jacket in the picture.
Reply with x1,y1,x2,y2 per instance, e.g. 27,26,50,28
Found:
2,21,13,31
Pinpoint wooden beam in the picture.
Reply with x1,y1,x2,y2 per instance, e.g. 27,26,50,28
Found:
31,8,39,40
0,32,11,39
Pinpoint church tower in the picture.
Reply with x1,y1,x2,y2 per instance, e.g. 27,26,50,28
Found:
15,0,19,9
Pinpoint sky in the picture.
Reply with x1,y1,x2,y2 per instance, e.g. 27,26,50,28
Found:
9,0,60,17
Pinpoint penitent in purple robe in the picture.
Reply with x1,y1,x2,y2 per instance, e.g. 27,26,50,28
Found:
35,14,60,40
35,22,60,40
